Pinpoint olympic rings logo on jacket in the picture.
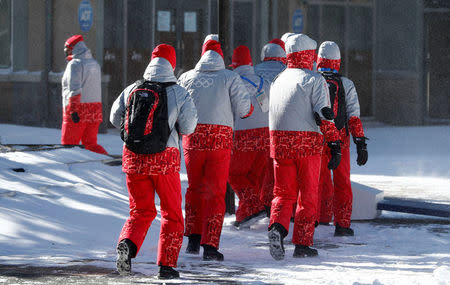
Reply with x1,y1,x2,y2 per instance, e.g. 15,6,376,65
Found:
192,77,214,88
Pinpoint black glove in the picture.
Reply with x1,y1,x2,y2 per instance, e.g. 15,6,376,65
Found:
353,137,368,166
71,112,80,123
327,141,341,170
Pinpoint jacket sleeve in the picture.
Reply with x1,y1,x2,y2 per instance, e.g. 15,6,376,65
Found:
228,72,253,118
109,85,132,129
312,76,340,142
342,77,365,137
311,75,331,116
66,61,83,97
176,86,198,135
342,77,360,118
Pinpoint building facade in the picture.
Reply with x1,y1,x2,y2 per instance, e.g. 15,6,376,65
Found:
0,0,448,130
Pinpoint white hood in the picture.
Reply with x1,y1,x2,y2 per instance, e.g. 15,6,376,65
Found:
143,57,177,82
195,50,225,72
318,41,341,60
260,43,286,61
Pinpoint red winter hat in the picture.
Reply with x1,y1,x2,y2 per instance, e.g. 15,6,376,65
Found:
65,35,84,49
201,40,224,59
151,44,176,69
269,38,285,51
230,45,252,69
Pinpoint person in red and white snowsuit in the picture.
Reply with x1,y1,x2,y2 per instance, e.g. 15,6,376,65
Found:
61,35,107,155
254,38,287,212
178,35,253,261
316,41,368,236
228,45,271,228
268,34,342,260
110,44,198,278
254,38,286,83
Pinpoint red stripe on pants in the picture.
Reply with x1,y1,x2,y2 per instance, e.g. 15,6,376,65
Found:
318,146,352,227
228,150,267,222
61,121,108,154
184,148,231,248
270,155,321,246
118,172,184,267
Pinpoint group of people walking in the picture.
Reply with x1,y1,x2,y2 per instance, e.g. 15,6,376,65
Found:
61,32,368,279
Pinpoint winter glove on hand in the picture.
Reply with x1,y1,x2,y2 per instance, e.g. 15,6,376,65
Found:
353,137,368,166
71,112,80,123
327,141,341,170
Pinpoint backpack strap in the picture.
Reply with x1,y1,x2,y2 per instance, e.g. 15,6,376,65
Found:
240,75,264,92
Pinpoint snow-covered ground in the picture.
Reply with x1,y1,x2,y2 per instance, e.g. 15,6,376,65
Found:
0,123,449,284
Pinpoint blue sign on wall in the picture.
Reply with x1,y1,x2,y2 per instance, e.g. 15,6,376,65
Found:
78,0,93,32
292,9,304,33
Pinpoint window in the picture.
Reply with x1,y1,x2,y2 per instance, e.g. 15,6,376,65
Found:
0,0,11,68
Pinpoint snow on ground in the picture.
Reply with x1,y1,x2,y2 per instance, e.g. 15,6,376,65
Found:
0,123,449,284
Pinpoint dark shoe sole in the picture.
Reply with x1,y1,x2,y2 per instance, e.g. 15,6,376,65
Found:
293,248,318,258
203,254,224,261
116,242,131,275
334,231,354,237
268,229,285,260
158,270,180,279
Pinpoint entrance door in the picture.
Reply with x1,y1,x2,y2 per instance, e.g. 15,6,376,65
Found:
424,12,450,120
155,0,207,77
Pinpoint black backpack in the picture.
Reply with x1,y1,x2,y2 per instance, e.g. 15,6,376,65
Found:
321,72,348,133
120,80,175,154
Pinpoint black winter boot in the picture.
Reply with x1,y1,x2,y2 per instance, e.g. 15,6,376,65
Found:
268,223,288,261
334,223,354,236
116,239,137,275
293,245,318,258
186,234,201,254
202,244,224,261
158,265,180,279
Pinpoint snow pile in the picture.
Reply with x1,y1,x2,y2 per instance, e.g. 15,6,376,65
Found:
0,123,449,284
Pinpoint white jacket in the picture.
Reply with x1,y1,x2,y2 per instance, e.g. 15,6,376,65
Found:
254,61,286,83
61,41,101,108
178,50,252,128
233,65,269,131
270,68,330,133
110,57,198,150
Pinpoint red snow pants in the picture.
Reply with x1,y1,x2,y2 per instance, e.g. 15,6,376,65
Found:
184,148,231,248
228,150,267,222
61,121,108,155
318,145,352,228
269,154,321,246
118,172,184,267
260,157,274,208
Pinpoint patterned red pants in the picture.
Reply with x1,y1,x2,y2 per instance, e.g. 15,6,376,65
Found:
270,155,321,246
318,146,353,228
184,148,231,248
260,157,274,207
61,121,107,155
228,150,267,222
118,172,184,267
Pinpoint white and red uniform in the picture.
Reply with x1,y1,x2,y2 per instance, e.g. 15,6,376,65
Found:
269,34,340,247
61,35,107,155
228,45,270,222
254,38,286,83
254,38,287,208
316,41,365,228
110,44,198,267
178,37,253,249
